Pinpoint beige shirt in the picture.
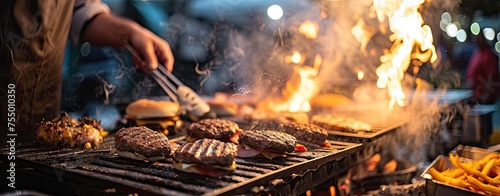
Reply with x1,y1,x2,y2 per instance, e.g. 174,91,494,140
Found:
70,0,110,44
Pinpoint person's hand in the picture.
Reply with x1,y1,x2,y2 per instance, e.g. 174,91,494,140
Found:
81,13,174,72
128,26,174,72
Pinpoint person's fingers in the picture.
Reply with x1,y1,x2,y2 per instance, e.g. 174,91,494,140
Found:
128,26,174,72
132,55,146,70
137,40,158,71
155,40,175,72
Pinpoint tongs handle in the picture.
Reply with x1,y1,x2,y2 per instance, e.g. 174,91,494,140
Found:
123,41,179,103
123,40,212,119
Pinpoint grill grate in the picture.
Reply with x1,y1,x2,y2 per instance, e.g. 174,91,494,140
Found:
327,117,410,144
2,136,361,196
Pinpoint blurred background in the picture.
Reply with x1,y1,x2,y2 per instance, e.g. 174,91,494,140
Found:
60,0,500,132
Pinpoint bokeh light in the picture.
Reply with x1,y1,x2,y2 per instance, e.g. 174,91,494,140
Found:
497,32,500,41
446,23,458,37
439,20,448,31
495,42,500,53
440,12,452,32
483,28,495,41
456,29,467,42
267,5,283,20
471,22,480,35
441,12,451,24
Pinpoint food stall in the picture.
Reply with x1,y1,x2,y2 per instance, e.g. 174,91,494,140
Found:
2,0,499,195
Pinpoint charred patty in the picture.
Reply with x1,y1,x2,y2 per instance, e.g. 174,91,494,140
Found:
173,138,237,167
239,130,296,154
311,114,372,134
243,111,309,130
113,126,171,161
278,122,328,146
186,119,242,144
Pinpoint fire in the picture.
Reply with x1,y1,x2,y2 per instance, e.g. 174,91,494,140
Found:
285,50,304,64
351,18,376,55
257,55,322,113
359,0,437,109
257,19,322,113
299,20,319,39
291,51,302,64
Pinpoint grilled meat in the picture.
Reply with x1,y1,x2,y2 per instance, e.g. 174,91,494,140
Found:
186,119,242,144
279,122,328,146
311,114,372,133
36,112,104,149
114,126,171,158
173,138,237,167
239,130,296,154
244,111,309,130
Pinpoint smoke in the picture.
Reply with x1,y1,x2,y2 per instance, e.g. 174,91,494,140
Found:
164,0,465,163
315,0,464,165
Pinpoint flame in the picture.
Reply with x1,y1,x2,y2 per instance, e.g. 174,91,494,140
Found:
285,50,304,64
351,18,377,55
258,55,322,113
291,51,302,64
369,0,437,109
299,20,319,39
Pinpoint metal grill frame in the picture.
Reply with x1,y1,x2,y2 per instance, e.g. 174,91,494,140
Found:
1,138,361,196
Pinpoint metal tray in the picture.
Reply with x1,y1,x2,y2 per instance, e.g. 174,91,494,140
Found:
451,145,498,160
421,155,484,196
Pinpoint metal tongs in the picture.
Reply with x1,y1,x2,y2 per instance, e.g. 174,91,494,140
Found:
123,41,211,119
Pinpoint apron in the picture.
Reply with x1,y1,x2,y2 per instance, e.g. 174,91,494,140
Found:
0,0,74,143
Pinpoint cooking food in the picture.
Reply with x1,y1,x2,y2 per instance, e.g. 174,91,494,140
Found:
185,119,242,144
310,93,351,112
279,122,330,149
244,111,309,130
207,100,238,117
36,112,104,149
237,130,296,159
311,114,372,134
111,126,171,162
427,153,500,195
173,138,237,177
125,98,182,136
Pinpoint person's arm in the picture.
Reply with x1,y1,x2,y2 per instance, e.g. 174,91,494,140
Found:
71,0,174,72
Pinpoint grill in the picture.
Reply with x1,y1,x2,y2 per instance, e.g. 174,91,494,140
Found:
324,112,411,165
1,136,361,195
327,118,409,144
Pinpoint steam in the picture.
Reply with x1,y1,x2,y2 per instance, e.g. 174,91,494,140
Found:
162,0,464,165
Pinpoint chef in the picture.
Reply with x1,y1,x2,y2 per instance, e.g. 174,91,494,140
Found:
0,0,175,143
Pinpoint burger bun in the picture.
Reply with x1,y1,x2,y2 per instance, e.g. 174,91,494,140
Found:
125,99,180,119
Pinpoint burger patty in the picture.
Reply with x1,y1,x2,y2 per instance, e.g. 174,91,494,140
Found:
244,111,309,130
239,130,296,153
187,119,240,140
173,139,237,167
115,126,171,157
311,114,372,133
279,122,328,145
